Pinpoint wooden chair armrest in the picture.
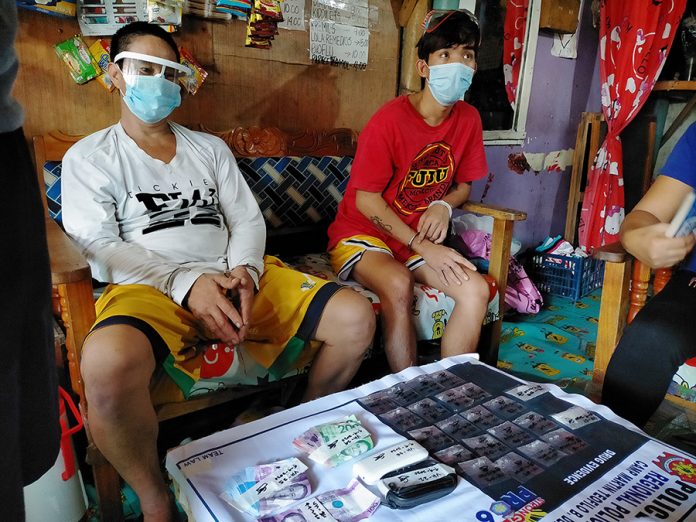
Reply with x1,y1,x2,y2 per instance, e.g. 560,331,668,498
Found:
45,218,92,284
452,202,525,366
461,202,527,222
593,242,633,386
592,241,629,263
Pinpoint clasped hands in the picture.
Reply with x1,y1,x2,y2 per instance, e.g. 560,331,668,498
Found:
413,204,477,287
185,265,255,345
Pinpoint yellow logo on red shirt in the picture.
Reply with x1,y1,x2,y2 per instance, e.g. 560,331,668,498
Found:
394,142,454,215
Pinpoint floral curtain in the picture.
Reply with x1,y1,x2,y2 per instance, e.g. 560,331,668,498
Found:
503,0,529,107
578,0,686,251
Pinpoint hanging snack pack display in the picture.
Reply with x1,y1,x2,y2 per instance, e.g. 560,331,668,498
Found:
245,0,283,49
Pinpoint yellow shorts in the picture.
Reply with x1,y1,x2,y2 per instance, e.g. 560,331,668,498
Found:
92,256,341,395
329,235,425,280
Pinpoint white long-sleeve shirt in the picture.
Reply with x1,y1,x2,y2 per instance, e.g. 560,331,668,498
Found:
62,122,266,306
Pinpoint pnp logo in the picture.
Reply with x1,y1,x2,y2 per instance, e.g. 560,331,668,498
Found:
476,486,543,522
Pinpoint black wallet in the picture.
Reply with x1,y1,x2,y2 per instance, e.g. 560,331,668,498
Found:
380,458,458,509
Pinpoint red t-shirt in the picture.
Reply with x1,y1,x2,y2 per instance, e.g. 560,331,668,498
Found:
328,95,488,262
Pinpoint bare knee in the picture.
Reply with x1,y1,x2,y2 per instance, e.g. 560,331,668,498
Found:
81,326,155,414
319,289,375,354
378,267,415,307
449,271,491,307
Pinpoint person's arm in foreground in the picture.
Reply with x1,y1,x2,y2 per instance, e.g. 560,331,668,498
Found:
621,175,696,268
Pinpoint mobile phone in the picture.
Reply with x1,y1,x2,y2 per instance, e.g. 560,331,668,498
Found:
665,190,696,238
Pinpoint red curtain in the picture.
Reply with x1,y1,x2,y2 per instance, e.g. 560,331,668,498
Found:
503,0,529,106
578,0,686,251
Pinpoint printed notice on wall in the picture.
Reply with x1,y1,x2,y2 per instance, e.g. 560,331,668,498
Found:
309,20,369,67
309,0,370,67
278,0,306,31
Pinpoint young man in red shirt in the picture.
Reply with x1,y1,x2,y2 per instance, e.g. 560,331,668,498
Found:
328,10,490,372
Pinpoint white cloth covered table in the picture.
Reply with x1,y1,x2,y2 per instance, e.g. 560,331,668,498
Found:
166,355,696,521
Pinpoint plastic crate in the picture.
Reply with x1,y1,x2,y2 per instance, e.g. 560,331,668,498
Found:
530,253,604,301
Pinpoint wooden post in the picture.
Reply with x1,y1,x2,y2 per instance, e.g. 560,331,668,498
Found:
399,0,429,95
627,260,651,324
593,259,631,386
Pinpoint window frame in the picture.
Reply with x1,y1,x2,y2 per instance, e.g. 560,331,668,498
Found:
481,0,541,145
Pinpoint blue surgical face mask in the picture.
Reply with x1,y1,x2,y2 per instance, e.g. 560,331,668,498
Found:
426,62,475,107
121,74,181,124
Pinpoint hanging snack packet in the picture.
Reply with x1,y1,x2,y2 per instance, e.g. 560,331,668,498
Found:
88,39,114,92
147,0,183,25
178,47,208,95
54,36,100,85
216,0,252,19
260,479,380,522
256,0,283,20
246,12,273,49
293,415,373,467
220,457,312,518
245,0,283,48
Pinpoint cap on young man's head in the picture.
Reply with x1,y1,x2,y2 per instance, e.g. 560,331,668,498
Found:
416,10,480,60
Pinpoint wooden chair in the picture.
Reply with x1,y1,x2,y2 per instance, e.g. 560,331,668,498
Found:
590,114,696,413
592,246,696,409
34,126,524,520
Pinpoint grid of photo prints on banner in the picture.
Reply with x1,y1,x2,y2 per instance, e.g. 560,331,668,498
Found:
357,362,676,518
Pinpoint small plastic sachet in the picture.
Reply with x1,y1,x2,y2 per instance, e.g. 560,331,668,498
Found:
293,415,374,467
54,36,100,85
87,39,114,92
260,479,381,522
178,47,208,95
219,457,312,518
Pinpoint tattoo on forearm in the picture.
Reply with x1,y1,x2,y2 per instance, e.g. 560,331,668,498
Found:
370,216,392,232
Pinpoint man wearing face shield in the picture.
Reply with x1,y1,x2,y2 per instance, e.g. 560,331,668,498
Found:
327,10,490,373
61,22,375,521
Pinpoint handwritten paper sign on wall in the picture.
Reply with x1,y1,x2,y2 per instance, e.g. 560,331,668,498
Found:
278,0,306,31
309,0,370,67
311,0,369,28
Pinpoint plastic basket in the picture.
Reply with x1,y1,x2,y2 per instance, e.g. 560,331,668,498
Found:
530,253,604,301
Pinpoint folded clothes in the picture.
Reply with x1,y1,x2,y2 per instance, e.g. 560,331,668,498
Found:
547,239,574,256
536,236,588,258
535,235,562,253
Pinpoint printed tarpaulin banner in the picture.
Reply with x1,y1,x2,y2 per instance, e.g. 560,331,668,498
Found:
166,355,696,521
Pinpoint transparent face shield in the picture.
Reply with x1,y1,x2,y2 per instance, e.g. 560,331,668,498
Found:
113,51,191,84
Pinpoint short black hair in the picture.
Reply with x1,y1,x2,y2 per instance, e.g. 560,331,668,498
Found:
416,11,480,61
110,22,180,63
